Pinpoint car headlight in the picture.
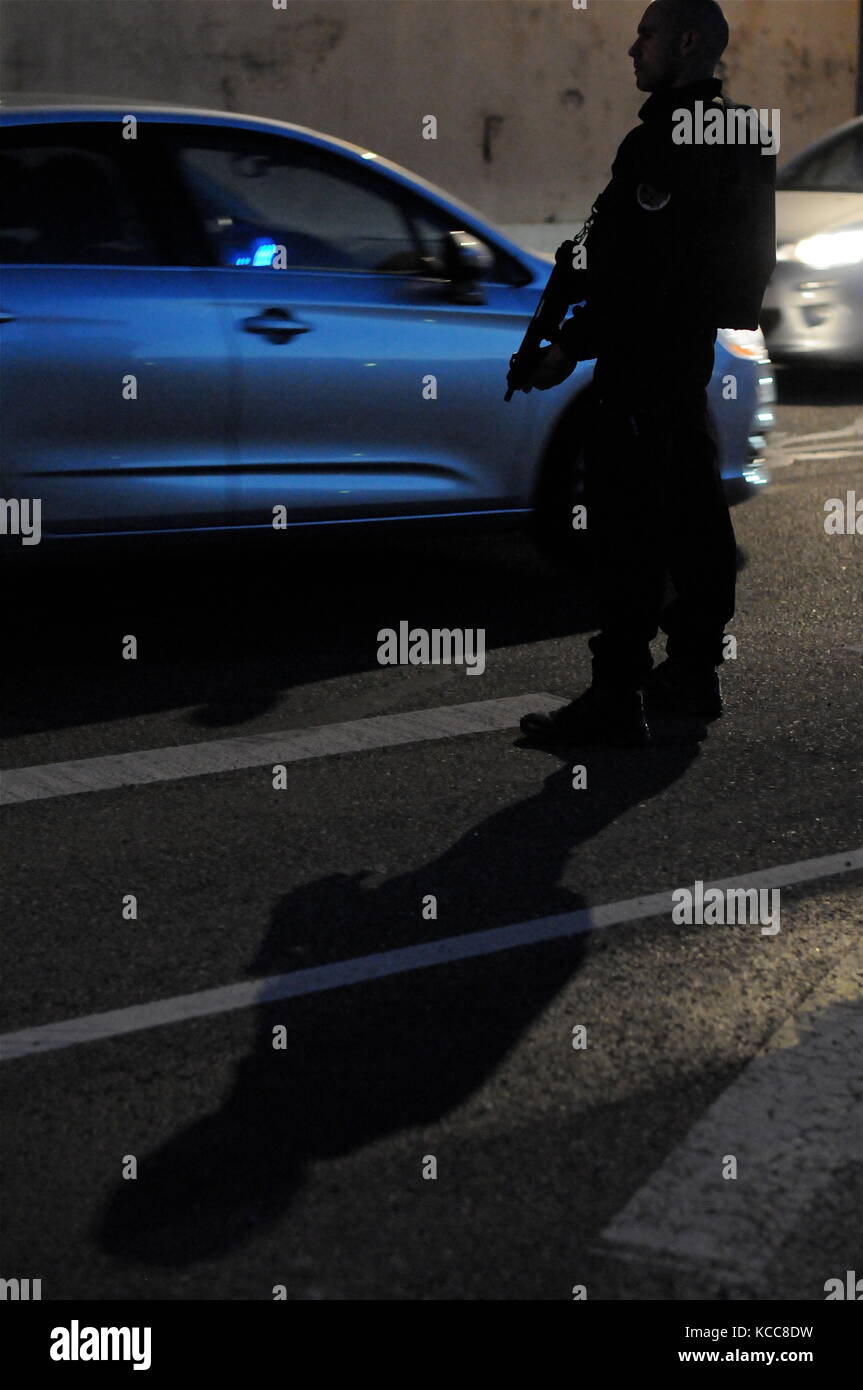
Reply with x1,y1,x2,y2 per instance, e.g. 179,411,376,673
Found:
718,326,770,360
792,228,863,270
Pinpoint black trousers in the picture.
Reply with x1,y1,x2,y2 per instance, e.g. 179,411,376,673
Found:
583,336,738,689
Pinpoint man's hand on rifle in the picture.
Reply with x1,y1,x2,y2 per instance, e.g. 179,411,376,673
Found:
520,343,577,392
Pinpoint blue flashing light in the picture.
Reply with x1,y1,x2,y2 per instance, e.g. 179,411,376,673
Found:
253,241,278,267
229,240,278,269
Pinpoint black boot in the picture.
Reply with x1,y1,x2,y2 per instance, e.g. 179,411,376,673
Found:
520,686,650,748
642,659,723,718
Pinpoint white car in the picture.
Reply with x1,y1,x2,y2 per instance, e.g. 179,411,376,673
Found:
761,116,863,365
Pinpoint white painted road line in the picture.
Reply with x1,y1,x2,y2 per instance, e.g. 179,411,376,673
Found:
769,416,863,468
1,848,860,1063
598,942,863,1294
0,693,566,805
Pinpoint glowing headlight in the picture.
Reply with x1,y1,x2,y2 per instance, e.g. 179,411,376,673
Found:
793,229,863,270
718,326,769,359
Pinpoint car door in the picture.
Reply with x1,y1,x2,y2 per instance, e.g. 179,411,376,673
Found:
0,119,233,536
163,121,538,527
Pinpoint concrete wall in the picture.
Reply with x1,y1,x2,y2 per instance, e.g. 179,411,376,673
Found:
2,0,859,246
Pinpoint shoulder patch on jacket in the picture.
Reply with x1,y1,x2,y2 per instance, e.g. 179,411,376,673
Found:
636,182,671,211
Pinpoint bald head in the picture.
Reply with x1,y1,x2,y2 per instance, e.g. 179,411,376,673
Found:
629,0,729,91
659,0,729,65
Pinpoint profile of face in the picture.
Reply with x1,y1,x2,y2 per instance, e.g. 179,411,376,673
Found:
628,2,691,92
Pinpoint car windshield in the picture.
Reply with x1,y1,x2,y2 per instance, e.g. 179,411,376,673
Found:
778,124,863,193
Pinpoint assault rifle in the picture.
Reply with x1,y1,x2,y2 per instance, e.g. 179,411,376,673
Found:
504,219,593,401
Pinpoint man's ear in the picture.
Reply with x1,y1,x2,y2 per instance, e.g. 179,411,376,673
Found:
678,26,700,58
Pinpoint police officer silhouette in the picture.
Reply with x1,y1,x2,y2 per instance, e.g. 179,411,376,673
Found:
520,0,775,747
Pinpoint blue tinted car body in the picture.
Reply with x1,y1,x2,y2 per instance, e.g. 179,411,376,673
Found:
0,101,773,541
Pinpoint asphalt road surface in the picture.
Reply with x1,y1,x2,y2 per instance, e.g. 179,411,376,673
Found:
2,364,861,1301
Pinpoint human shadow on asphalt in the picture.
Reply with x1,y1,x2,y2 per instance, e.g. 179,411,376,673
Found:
96,731,704,1268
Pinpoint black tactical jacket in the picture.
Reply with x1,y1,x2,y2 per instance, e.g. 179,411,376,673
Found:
555,78,776,366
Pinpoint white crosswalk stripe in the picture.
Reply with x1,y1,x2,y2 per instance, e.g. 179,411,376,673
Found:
597,942,863,1295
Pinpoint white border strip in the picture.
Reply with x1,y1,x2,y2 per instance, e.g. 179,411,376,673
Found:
2,849,860,1062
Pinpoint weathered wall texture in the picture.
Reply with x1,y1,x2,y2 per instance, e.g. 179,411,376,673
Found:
1,0,858,233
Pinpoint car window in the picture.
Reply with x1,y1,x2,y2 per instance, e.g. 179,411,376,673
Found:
0,139,159,265
174,132,425,273
778,124,863,194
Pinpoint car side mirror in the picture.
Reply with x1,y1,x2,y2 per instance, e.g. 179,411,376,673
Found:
442,230,494,303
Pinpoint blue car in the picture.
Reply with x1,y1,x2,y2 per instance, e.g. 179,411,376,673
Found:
0,98,774,552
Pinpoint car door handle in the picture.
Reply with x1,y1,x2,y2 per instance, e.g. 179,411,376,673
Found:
242,309,311,343
0,312,16,323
